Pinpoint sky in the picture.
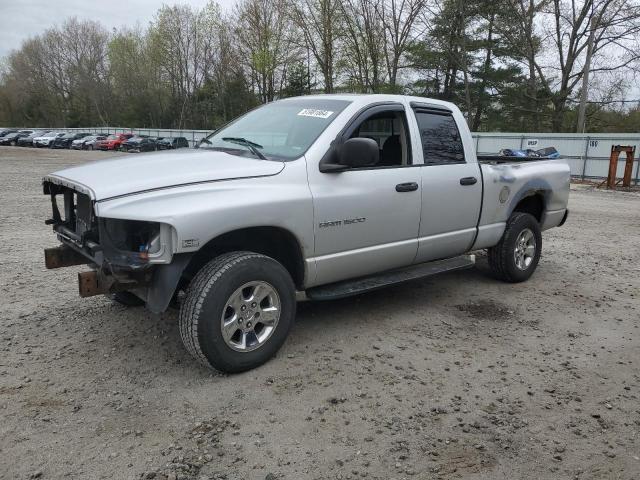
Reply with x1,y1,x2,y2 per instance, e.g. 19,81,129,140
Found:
0,0,236,59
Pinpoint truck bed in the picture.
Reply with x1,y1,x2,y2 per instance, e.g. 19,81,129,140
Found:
477,155,562,164
475,157,571,249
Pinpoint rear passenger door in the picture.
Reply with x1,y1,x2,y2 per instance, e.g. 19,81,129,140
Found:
411,107,482,263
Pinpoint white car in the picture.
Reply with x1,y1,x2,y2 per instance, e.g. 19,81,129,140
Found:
34,131,65,148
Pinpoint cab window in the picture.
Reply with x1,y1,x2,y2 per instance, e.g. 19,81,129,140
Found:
349,110,411,167
414,111,465,165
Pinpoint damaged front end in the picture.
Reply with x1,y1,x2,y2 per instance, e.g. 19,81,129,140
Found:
43,177,181,311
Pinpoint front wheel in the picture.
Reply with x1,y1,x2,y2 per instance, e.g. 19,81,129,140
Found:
179,252,296,373
487,212,542,283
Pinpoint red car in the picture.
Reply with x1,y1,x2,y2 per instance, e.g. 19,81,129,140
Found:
96,133,134,150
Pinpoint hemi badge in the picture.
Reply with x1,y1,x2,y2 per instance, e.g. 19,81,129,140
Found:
182,239,200,248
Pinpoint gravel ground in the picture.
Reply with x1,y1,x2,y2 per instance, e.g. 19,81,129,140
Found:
0,146,639,480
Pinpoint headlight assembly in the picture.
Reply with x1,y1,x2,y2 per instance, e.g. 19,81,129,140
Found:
99,218,173,267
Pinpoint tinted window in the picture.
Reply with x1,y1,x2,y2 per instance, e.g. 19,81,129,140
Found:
414,111,465,165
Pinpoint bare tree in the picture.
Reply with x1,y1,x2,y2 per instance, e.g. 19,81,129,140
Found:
341,0,387,92
234,0,301,102
2,0,640,132
148,4,222,127
378,0,426,89
501,0,640,132
290,0,342,93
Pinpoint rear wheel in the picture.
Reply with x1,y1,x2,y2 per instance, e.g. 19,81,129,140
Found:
179,252,296,373
487,212,542,283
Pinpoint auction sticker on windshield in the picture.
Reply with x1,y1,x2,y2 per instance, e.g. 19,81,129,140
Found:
298,109,334,119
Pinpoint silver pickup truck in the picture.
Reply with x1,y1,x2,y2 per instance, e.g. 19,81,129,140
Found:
43,94,570,372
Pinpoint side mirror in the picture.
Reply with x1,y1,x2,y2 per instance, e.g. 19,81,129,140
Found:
319,137,379,173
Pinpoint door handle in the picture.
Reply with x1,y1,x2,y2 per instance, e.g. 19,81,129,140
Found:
459,176,478,186
396,182,419,192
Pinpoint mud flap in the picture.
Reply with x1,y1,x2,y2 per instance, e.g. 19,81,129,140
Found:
145,253,193,314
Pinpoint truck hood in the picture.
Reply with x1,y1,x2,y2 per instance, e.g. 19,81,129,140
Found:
44,149,285,201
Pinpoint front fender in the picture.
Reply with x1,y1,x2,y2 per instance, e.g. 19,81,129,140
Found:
94,161,314,264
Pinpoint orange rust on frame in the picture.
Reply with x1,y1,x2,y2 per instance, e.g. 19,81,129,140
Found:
44,246,88,269
78,271,107,297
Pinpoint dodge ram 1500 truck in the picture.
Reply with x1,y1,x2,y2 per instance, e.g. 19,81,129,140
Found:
43,95,570,373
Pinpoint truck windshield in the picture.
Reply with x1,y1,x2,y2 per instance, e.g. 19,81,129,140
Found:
198,98,351,160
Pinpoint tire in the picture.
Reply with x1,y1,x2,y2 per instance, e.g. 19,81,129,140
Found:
108,291,145,307
487,212,542,283
179,251,296,373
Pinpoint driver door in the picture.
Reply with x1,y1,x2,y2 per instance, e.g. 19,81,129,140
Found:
307,104,422,286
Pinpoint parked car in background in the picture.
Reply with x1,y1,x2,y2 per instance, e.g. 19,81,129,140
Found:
96,133,133,151
0,130,34,146
0,128,19,138
34,131,65,148
156,136,189,150
52,132,92,149
83,135,106,150
122,136,157,153
17,130,51,147
120,135,148,151
71,134,104,150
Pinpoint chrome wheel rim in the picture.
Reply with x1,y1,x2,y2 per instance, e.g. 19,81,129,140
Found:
220,281,281,352
514,228,536,270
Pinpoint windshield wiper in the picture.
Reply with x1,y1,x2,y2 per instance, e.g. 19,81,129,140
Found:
222,137,266,160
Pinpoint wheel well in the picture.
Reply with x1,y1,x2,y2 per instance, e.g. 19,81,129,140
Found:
513,193,544,222
182,227,305,290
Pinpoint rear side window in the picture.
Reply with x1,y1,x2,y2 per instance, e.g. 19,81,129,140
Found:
414,111,465,165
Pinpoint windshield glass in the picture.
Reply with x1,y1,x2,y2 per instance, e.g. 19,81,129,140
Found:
198,98,351,160
106,135,118,140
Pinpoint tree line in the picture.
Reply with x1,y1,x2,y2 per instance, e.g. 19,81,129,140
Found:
0,0,639,133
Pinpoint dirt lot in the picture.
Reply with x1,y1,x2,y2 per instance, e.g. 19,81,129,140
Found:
0,146,639,480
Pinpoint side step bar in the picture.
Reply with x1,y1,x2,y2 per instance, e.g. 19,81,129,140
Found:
306,255,475,301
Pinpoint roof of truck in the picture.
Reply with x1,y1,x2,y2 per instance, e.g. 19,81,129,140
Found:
284,93,457,110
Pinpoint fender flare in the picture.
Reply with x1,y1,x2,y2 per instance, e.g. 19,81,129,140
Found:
146,253,193,314
506,179,552,218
